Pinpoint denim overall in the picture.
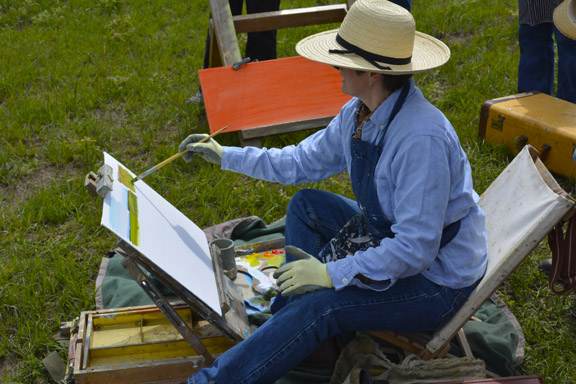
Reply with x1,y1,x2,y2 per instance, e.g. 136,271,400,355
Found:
190,83,479,384
318,82,460,263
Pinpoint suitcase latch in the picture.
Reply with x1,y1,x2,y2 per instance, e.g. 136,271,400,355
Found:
491,114,505,131
515,135,529,151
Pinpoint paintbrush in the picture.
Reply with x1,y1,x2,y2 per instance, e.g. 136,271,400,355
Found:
131,126,228,183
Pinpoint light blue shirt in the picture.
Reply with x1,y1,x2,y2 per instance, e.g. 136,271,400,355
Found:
222,79,488,291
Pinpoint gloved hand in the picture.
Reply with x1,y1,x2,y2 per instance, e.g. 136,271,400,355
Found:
178,134,223,165
273,245,334,296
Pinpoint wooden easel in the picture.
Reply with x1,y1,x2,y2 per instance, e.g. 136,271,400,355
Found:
78,164,264,383
115,238,250,363
201,0,356,146
85,168,251,364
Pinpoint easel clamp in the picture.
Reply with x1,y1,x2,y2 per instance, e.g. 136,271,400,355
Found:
84,164,113,198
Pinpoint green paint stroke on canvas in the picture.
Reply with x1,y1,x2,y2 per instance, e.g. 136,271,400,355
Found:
118,165,135,192
128,190,139,245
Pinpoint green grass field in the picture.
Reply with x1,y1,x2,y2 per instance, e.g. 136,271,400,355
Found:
1,0,575,382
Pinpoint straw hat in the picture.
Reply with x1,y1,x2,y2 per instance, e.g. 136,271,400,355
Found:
554,0,576,40
296,0,450,74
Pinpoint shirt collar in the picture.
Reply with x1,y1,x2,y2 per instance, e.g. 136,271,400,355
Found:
369,77,414,126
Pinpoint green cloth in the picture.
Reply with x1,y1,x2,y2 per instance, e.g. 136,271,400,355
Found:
230,217,285,245
99,254,155,309
450,296,523,376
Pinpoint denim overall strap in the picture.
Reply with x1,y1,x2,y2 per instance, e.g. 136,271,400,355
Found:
317,83,410,262
350,82,411,234
318,82,460,263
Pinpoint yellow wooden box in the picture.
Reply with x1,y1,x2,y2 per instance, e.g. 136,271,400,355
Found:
71,304,236,384
70,238,285,383
479,92,576,178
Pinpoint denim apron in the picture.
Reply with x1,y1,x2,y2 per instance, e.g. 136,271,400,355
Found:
318,82,460,263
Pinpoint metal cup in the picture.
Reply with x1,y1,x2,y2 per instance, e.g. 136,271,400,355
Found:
209,238,237,280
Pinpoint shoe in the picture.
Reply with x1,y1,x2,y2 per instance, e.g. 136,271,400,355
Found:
359,369,375,384
539,258,552,278
359,368,389,384
188,90,204,105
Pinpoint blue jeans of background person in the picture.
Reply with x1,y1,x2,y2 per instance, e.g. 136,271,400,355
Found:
203,0,281,69
190,189,479,384
518,22,576,103
202,0,410,69
231,0,281,62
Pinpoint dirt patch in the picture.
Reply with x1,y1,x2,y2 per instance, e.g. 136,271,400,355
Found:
446,32,473,46
0,163,81,211
0,357,20,382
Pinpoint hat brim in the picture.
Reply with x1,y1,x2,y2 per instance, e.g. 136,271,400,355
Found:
554,0,576,40
296,29,450,74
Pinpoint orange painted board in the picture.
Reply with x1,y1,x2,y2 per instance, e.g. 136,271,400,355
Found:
199,56,352,134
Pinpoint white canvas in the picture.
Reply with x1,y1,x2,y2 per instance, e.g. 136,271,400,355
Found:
100,152,221,316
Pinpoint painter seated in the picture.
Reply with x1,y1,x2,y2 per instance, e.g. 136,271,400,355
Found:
178,0,488,382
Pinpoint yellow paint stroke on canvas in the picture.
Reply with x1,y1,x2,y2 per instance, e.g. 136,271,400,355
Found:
128,190,139,245
118,165,135,192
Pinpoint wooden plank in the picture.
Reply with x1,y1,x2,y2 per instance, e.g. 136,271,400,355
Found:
232,5,347,33
209,0,241,66
199,56,351,136
240,116,335,140
235,238,285,254
75,356,212,384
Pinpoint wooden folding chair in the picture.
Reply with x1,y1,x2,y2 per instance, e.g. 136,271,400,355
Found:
370,145,576,360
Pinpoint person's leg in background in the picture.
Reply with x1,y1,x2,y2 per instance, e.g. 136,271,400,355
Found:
555,25,576,103
390,0,411,11
518,22,555,95
191,0,245,104
245,0,281,61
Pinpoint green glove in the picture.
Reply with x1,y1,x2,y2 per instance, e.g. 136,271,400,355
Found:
178,133,223,165
273,245,334,296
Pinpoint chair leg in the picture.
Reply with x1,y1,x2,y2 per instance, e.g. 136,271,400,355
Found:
456,328,474,358
368,331,427,356
368,330,453,360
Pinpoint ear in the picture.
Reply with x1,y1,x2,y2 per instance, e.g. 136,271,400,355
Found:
369,72,383,82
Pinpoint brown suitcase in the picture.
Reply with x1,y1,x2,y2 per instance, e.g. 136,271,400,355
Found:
479,92,576,178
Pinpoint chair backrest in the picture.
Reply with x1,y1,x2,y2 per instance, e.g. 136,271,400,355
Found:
425,145,576,355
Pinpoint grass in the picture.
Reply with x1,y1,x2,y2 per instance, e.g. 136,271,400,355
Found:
0,0,575,382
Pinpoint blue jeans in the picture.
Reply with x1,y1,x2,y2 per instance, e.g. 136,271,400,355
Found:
518,22,576,103
191,277,476,384
190,190,479,384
